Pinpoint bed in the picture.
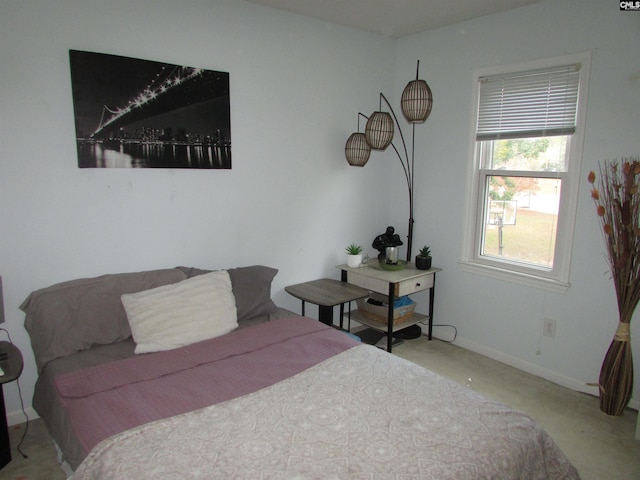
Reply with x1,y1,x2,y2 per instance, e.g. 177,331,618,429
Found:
20,265,580,479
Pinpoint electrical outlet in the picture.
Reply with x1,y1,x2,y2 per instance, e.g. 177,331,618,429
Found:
543,318,556,338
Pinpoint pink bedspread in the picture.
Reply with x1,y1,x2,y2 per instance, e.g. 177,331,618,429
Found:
54,316,357,458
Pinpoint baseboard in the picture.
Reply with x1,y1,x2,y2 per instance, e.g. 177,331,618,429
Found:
451,336,640,411
7,407,38,426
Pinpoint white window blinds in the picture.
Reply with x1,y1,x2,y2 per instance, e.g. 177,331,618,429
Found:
476,64,581,141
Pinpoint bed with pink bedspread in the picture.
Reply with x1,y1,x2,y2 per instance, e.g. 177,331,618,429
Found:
21,266,580,479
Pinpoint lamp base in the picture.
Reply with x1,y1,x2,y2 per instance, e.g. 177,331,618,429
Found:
394,324,422,340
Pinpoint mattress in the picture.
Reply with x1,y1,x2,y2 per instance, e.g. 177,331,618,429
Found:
34,315,579,479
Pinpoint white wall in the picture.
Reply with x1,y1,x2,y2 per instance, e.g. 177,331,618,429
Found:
2,0,639,424
392,0,640,407
0,0,394,421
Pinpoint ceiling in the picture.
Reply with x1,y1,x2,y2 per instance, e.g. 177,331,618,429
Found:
245,0,543,37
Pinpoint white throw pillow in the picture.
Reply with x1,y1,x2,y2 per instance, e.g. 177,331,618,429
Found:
122,271,238,354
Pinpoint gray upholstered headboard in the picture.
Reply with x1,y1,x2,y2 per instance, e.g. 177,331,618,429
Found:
21,265,278,373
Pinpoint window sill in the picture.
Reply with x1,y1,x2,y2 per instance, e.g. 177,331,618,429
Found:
458,259,570,294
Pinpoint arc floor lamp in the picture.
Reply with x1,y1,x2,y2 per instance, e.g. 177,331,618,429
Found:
344,61,433,262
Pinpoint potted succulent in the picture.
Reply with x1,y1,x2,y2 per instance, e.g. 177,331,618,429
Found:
415,245,432,270
345,243,363,268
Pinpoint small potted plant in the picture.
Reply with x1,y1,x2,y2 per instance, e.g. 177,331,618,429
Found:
345,243,363,268
415,245,432,270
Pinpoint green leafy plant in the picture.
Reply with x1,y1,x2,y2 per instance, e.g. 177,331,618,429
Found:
345,243,363,255
418,245,431,258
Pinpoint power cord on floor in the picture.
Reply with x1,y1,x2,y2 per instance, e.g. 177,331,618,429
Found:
14,377,29,459
0,328,29,459
418,322,457,343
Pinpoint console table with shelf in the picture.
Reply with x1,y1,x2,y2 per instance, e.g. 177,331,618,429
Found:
337,263,441,352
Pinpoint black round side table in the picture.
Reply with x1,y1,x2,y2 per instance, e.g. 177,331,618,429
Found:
0,341,23,469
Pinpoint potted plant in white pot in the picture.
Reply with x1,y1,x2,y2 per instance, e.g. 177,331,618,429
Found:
345,243,363,268
415,245,432,270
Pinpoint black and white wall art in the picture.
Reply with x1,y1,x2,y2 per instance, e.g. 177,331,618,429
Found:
69,50,231,169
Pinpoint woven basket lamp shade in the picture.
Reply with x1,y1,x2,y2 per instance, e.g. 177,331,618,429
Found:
365,111,394,150
401,79,433,123
345,132,371,167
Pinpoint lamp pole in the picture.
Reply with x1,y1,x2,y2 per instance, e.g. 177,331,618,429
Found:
345,61,432,262
377,93,415,262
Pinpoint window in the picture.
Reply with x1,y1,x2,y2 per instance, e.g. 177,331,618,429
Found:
461,54,590,292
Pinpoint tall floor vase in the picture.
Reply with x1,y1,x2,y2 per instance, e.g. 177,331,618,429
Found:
599,322,634,416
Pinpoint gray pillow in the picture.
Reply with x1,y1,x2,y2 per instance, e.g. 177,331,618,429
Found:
176,265,278,322
21,268,187,373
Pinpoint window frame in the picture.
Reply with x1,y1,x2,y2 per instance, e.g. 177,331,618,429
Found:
460,53,591,293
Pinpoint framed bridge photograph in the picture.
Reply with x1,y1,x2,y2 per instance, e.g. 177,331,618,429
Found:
68,50,231,169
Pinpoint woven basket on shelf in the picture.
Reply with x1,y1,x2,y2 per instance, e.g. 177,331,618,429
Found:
356,296,416,326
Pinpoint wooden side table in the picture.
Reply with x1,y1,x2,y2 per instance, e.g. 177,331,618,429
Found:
338,263,441,352
0,341,23,469
285,278,369,327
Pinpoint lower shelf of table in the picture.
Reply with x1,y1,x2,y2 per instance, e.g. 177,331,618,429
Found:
347,309,429,333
